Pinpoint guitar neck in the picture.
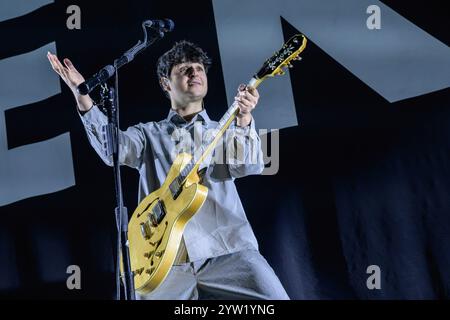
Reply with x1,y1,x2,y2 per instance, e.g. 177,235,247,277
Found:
190,77,261,173
169,34,307,195
170,77,261,190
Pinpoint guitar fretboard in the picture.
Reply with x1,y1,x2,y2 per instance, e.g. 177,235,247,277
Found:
168,78,258,197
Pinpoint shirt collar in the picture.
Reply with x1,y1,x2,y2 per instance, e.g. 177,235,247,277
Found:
166,107,211,126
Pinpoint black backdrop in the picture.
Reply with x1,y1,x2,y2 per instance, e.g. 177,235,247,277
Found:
0,0,449,299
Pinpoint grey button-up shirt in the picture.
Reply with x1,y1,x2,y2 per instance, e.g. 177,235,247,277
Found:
80,105,264,262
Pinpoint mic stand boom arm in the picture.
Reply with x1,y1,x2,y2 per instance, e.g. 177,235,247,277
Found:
114,24,165,69
77,22,166,96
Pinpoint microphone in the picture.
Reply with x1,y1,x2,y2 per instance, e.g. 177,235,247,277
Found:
77,65,115,96
143,19,175,32
77,19,174,96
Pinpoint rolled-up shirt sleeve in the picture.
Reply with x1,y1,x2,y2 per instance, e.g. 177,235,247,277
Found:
224,117,265,178
79,105,146,169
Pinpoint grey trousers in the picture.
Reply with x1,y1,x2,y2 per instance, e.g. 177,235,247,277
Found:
136,249,290,300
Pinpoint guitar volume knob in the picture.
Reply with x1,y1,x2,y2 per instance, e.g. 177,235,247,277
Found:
155,250,165,258
144,251,155,259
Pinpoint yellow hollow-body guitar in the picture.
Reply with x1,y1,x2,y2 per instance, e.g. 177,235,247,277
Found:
125,34,307,294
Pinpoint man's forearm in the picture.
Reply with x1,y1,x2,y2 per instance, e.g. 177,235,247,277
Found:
75,94,94,112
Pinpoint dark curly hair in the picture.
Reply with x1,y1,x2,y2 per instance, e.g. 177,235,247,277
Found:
157,40,212,97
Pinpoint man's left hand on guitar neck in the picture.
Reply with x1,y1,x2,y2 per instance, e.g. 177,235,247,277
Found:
235,84,259,127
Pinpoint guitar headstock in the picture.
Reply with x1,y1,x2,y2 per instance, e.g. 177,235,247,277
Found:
252,34,307,87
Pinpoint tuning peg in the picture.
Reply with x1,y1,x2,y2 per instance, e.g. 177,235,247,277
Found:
287,63,293,68
294,56,302,61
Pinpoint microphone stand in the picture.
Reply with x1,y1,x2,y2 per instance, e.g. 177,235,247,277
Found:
95,24,169,300
100,84,135,300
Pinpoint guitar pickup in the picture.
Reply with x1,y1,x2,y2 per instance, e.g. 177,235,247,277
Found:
140,222,153,240
149,200,166,226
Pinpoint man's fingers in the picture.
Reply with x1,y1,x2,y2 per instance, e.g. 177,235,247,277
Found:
238,104,252,114
54,56,67,73
47,52,60,73
238,83,247,91
238,93,255,106
237,84,259,100
48,53,61,72
64,58,75,70
49,53,66,72
246,86,259,99
50,54,70,79
238,90,258,105
235,96,253,109
50,61,62,76
235,86,258,112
